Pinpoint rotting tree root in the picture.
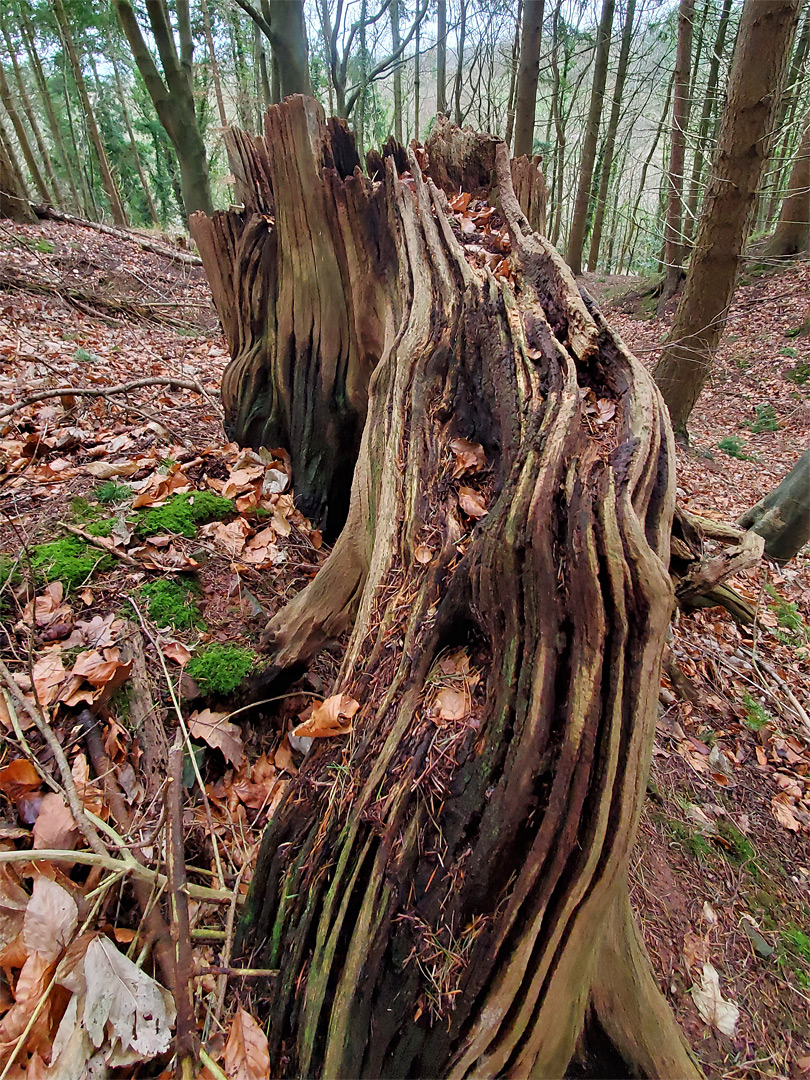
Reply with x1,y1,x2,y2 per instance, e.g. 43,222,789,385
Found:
196,97,705,1079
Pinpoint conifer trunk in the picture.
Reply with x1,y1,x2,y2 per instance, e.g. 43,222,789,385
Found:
765,110,810,260
192,96,703,1079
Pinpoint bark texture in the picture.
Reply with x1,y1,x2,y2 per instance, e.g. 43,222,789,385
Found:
737,448,810,564
765,111,810,260
191,105,548,534
654,0,802,438
195,96,703,1079
513,0,545,158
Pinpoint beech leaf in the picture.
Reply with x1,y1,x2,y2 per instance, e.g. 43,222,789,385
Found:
224,1007,271,1080
457,486,488,518
24,876,78,962
432,687,470,722
292,694,360,738
189,710,244,768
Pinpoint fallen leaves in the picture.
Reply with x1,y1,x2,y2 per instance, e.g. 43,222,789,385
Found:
223,1007,270,1080
292,694,360,738
457,486,488,519
189,709,244,768
691,962,740,1037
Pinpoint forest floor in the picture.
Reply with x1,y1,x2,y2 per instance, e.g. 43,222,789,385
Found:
0,218,808,1079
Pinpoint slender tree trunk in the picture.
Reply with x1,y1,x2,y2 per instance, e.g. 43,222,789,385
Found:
659,0,695,308
0,23,62,206
390,0,403,142
114,0,214,218
620,72,674,273
51,0,128,225
437,0,447,115
268,0,311,97
17,1,82,212
107,33,161,227
414,18,420,139
683,0,733,248
0,115,33,220
654,0,802,440
513,0,545,158
504,2,523,149
566,0,615,273
190,95,703,1080
763,6,810,227
764,110,810,259
453,1,467,127
738,448,810,564
587,0,635,271
202,0,228,128
0,64,50,203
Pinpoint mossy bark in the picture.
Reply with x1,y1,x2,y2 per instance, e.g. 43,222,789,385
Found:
191,97,703,1079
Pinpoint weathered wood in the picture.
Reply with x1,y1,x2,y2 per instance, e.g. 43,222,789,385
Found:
191,104,547,535
193,98,702,1078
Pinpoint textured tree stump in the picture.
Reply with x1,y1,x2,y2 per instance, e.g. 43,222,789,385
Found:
193,97,702,1079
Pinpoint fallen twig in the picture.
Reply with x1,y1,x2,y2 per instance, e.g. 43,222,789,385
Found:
33,205,204,266
168,735,198,1073
58,521,142,566
0,375,220,422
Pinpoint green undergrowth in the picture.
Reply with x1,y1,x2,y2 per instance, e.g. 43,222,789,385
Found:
741,692,773,731
744,404,780,434
186,643,255,696
94,481,132,504
137,578,204,631
785,362,810,386
717,435,756,461
135,491,233,539
766,584,810,646
31,536,113,590
778,926,810,989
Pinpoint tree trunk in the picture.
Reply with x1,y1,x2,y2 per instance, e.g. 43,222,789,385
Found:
390,0,403,143
737,448,810,564
763,6,810,229
658,0,695,309
453,1,467,127
0,63,50,204
513,0,545,159
51,0,128,225
653,0,802,440
764,110,810,259
566,0,615,274
267,0,311,97
191,94,703,1080
503,2,522,149
683,0,733,250
202,0,228,128
587,0,635,271
437,0,447,115
0,118,33,221
107,31,161,228
413,18,420,139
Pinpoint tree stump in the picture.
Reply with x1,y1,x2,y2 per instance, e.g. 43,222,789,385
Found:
192,97,702,1079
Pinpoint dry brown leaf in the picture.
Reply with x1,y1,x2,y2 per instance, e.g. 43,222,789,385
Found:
189,710,244,768
292,694,360,739
223,1007,270,1080
32,794,78,852
450,437,486,477
431,687,470,722
84,460,139,480
414,545,433,564
274,736,298,775
163,641,192,667
32,651,67,706
0,952,54,1048
69,649,132,692
449,192,472,212
0,760,42,806
772,795,801,832
211,517,252,558
23,877,78,963
457,486,488,519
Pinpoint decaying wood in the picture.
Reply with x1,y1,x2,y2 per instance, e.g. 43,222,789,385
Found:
190,108,547,535
194,97,702,1078
0,374,217,423
33,205,203,265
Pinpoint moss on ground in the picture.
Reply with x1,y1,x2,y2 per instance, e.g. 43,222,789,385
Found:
186,643,255,695
31,536,113,590
138,578,204,631
135,491,233,539
94,481,132,504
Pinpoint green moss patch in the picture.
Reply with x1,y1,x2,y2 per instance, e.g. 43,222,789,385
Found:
186,643,255,696
138,578,204,631
31,536,113,590
135,492,233,539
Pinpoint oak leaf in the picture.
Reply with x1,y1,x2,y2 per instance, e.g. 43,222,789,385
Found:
292,694,360,739
223,1007,270,1080
189,710,244,768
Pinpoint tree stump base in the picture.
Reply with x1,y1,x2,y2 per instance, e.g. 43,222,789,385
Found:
193,97,703,1079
